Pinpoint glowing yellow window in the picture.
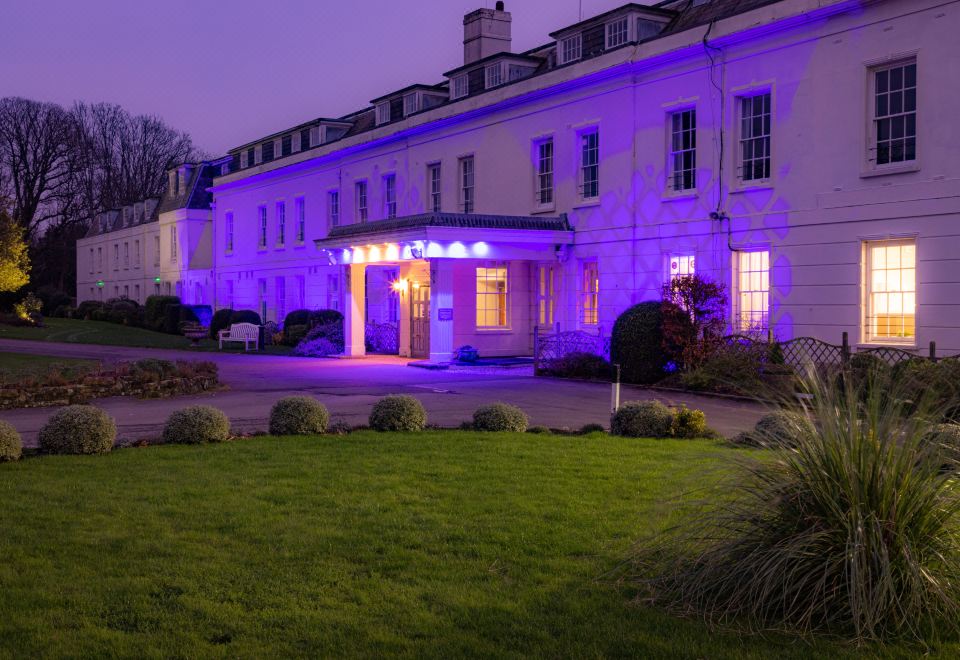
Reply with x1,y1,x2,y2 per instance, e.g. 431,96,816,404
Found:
866,240,916,341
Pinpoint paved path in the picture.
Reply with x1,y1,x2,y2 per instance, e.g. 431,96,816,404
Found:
0,339,766,446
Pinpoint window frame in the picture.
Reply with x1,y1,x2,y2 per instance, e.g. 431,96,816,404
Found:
257,205,268,249
355,180,368,223
578,128,600,201
459,156,475,214
485,62,503,89
427,163,442,213
866,57,918,174
733,249,770,331
383,174,397,219
605,17,629,49
736,91,772,185
534,137,554,209
862,238,917,345
536,262,558,328
452,74,469,100
560,34,582,64
295,197,306,244
328,190,340,228
668,253,696,282
667,107,697,194
276,201,286,247
375,102,391,126
475,262,509,329
580,260,599,327
169,227,178,263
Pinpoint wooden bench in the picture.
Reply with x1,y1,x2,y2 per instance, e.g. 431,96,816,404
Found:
218,322,260,351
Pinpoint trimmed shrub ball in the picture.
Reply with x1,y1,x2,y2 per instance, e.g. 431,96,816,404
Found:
611,400,674,438
0,420,23,462
747,410,816,448
670,405,708,438
269,396,330,435
472,403,529,432
38,405,116,455
162,405,230,444
369,395,427,432
610,301,669,385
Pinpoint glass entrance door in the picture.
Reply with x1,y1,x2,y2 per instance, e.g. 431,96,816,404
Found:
410,284,430,358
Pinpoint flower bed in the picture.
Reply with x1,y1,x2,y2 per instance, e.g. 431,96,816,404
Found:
0,359,219,409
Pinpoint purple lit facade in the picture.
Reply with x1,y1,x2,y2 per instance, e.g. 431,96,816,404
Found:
78,0,960,360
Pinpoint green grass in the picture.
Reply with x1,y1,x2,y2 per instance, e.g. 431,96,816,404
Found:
0,433,950,658
0,351,98,378
0,318,292,354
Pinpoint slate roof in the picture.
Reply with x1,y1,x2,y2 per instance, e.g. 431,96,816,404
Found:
157,161,220,215
321,212,572,241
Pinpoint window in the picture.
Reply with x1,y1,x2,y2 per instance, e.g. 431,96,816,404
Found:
375,103,391,125
326,274,340,310
739,92,771,182
669,108,697,192
275,277,286,321
452,74,469,100
476,264,508,328
113,244,119,269
636,18,661,41
262,141,274,162
403,93,419,116
669,254,696,281
98,247,103,271
122,242,129,268
134,240,140,267
281,134,292,157
485,63,502,89
258,279,268,321
428,163,441,212
537,263,557,327
459,156,475,213
300,128,311,151
865,239,916,342
581,260,599,325
295,198,305,243
276,201,286,246
383,174,397,219
872,60,916,166
169,227,177,263
296,275,306,308
355,181,368,222
735,250,770,330
258,206,267,248
247,147,255,167
88,248,94,273
123,285,129,299
134,284,140,301
328,191,340,228
560,34,581,63
153,237,159,266
605,17,628,49
225,280,234,309
536,139,554,206
579,130,599,200
225,212,234,252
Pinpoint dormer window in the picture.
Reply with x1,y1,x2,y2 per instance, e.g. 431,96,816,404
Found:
636,18,661,41
452,74,469,100
376,102,391,126
605,17,628,49
403,93,420,116
560,34,581,64
485,62,503,89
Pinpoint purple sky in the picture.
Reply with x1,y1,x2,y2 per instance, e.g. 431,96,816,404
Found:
2,0,626,156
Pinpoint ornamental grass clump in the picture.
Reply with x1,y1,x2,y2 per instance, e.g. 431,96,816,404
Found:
162,405,230,444
38,405,116,455
633,368,960,642
269,396,329,435
369,395,427,432
472,403,528,432
0,420,22,462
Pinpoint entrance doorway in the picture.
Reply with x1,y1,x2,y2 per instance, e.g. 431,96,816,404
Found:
410,284,430,358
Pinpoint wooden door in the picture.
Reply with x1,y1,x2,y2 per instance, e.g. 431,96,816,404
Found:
410,285,430,358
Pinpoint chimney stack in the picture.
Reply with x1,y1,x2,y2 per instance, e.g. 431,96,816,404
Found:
463,3,511,65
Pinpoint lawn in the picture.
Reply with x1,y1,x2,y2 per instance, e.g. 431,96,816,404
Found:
0,351,98,379
0,318,291,354
0,433,949,658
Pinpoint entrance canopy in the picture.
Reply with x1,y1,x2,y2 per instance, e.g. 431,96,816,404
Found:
313,212,574,264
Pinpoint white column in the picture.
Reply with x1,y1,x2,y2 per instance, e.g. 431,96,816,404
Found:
343,263,366,357
429,259,454,363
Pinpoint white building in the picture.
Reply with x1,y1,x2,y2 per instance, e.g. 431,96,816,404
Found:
79,0,960,362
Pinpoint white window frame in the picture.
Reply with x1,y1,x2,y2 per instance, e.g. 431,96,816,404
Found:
355,180,368,222
328,190,340,228
134,239,140,267
169,228,177,263
476,262,509,329
275,276,286,322
535,137,554,208
375,102,391,126
485,62,503,89
580,260,599,326
225,212,234,253
668,108,697,193
863,238,917,344
578,128,599,201
867,58,917,171
88,248,94,274
459,156,475,213
383,174,397,219
605,17,629,49
428,163,441,213
668,254,696,281
276,201,286,246
257,205,267,248
737,91,772,184
403,92,419,116
295,197,306,243
536,262,558,327
734,250,770,331
258,279,268,322
560,34,581,64
152,238,159,267
123,242,129,268
452,74,469,100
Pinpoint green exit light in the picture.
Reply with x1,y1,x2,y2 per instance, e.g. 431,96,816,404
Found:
96,280,104,287
154,277,161,283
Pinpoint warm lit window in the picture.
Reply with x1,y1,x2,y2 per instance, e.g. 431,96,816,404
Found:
579,130,599,200
276,201,286,246
739,93,771,182
258,206,267,248
581,260,599,325
459,156,475,213
605,17,628,49
668,108,696,192
871,60,916,166
537,263,557,327
865,239,916,342
296,198,305,243
669,254,695,281
485,63,503,89
355,181,368,222
476,263,508,328
428,163,441,212
383,174,397,219
536,139,554,206
452,74,469,100
328,191,339,228
560,34,581,64
735,250,769,330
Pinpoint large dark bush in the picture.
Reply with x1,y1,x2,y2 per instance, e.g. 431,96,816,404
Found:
145,295,180,331
76,300,105,320
230,309,262,326
283,309,311,329
38,405,116,454
539,352,611,380
610,301,668,384
33,286,72,314
104,298,140,325
209,308,234,339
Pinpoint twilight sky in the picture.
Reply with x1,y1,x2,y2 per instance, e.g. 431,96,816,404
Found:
1,0,627,156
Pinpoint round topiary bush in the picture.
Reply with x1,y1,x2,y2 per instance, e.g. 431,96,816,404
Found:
209,307,234,339
38,405,116,455
611,400,675,438
472,403,529,432
670,405,708,438
0,420,23,462
269,396,330,435
369,395,427,432
610,301,669,384
749,410,816,448
162,405,230,444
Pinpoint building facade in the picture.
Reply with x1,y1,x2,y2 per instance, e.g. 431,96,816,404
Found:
79,0,960,361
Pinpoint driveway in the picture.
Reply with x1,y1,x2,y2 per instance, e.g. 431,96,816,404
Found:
0,339,766,446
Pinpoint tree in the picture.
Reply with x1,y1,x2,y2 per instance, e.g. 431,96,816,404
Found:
0,207,30,292
661,274,727,370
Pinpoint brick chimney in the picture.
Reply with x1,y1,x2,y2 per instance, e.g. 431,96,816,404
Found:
463,2,511,65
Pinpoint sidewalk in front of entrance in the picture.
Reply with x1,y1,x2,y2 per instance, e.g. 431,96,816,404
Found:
0,339,767,446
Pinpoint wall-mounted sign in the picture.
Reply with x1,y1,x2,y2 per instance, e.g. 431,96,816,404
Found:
438,308,453,321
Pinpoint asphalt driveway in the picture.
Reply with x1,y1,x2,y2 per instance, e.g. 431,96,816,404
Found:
0,339,766,446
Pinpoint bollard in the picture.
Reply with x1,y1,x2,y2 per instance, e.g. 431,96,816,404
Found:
611,363,621,414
